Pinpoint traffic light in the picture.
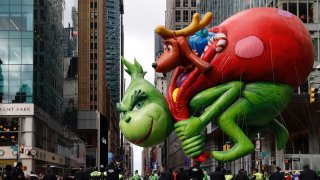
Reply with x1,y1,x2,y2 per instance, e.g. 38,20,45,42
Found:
310,87,318,103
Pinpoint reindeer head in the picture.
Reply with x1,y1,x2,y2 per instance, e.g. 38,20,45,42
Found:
153,13,213,73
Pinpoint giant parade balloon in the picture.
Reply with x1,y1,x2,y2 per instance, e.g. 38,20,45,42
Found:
119,7,314,163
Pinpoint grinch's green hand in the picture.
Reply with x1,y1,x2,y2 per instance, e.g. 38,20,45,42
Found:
174,117,205,157
174,117,204,141
181,134,205,157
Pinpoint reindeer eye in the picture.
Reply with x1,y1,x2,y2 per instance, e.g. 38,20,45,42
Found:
168,45,173,52
163,45,167,51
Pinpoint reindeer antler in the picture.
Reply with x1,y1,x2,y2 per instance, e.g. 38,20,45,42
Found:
155,12,213,39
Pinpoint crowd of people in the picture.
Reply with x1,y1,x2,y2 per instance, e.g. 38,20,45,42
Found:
0,161,125,180
140,163,320,180
1,162,319,180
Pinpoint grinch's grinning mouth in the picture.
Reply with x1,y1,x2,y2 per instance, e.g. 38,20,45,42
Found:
132,119,153,144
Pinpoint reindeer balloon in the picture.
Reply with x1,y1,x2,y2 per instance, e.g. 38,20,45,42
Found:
118,8,314,162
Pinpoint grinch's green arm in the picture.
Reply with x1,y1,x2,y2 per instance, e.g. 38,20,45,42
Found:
175,81,244,139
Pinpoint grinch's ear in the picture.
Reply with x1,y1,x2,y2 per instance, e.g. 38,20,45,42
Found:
121,57,146,79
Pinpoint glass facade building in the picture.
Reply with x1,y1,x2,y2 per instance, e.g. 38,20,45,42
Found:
0,0,33,104
33,0,64,119
106,0,120,105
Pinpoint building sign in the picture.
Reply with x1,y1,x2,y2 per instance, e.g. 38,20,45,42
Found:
0,104,34,116
31,147,65,165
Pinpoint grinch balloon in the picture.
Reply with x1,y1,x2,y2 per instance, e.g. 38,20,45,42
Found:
118,8,314,163
117,58,174,147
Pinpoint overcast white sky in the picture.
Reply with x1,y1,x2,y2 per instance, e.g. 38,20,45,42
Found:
123,0,166,175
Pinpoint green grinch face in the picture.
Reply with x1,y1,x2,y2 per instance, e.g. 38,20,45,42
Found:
117,58,173,147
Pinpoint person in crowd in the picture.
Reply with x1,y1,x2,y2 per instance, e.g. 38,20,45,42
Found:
158,172,166,180
203,170,209,180
225,170,233,180
189,161,204,180
251,168,263,180
118,173,124,180
62,171,71,180
106,162,118,180
38,173,45,180
164,169,174,180
269,166,285,180
234,169,249,180
89,167,101,180
43,168,57,180
173,170,177,180
262,170,269,180
210,166,225,180
2,164,15,180
131,170,141,180
148,170,159,180
300,164,318,180
285,171,291,180
13,162,26,180
291,171,300,180
75,166,88,180
30,171,38,180
176,168,187,180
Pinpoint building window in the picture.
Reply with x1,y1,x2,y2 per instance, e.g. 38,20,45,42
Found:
175,25,181,30
40,10,45,21
90,22,97,29
90,32,97,39
191,10,196,20
175,10,181,22
39,0,44,6
183,0,188,7
175,0,180,7
183,10,189,22
90,2,97,9
191,0,196,7
90,12,98,19
34,10,37,20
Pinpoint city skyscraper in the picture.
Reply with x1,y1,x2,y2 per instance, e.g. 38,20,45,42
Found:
78,0,120,168
0,0,85,171
106,0,121,105
78,0,106,115
78,0,108,168
33,0,64,120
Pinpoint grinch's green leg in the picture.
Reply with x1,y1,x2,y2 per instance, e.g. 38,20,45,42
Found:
267,119,289,150
211,99,255,162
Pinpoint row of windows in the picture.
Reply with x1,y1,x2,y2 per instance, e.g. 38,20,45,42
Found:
0,0,33,5
175,10,197,23
90,63,97,70
90,43,97,49
0,38,33,64
0,31,32,38
0,83,32,103
175,0,197,7
34,9,46,21
90,12,97,19
0,13,33,31
90,32,97,39
90,73,97,80
90,22,97,29
90,2,97,9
